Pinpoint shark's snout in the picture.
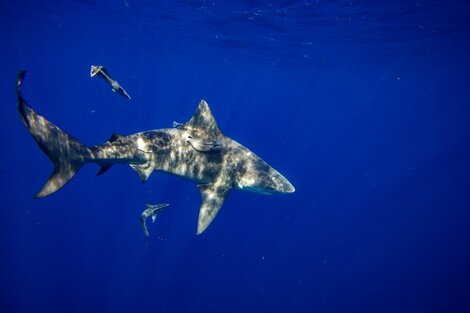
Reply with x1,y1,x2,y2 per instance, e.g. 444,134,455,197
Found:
237,165,295,195
281,179,295,193
270,171,295,194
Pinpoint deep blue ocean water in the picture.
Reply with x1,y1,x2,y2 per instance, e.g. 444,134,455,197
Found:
1,1,470,312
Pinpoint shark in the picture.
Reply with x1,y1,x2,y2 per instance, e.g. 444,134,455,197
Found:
17,71,295,235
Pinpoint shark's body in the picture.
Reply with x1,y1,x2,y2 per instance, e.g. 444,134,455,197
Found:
17,71,294,234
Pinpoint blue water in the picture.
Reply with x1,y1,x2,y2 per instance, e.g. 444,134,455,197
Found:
1,1,470,312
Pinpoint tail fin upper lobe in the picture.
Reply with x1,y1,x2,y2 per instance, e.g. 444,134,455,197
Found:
17,71,91,197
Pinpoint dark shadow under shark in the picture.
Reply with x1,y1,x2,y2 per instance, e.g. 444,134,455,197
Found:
17,71,295,235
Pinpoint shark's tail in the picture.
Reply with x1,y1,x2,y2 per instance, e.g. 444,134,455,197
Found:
17,71,92,198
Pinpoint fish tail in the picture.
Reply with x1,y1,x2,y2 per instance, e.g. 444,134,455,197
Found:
17,71,91,198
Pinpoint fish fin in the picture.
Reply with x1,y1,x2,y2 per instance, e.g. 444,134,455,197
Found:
17,71,89,198
117,87,131,100
196,183,230,235
36,162,83,198
90,65,103,77
96,164,113,176
107,133,124,142
183,100,222,137
130,163,153,182
96,133,122,175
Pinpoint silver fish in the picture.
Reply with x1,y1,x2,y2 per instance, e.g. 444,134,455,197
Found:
140,203,170,238
90,65,131,100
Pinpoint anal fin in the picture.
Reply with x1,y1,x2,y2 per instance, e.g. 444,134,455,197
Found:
196,183,230,235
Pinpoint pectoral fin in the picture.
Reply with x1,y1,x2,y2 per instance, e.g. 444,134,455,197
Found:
130,162,153,182
197,183,230,235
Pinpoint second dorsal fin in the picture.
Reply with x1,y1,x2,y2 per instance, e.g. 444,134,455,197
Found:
108,133,124,142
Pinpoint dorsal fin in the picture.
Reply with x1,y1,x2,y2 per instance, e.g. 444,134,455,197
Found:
183,100,222,137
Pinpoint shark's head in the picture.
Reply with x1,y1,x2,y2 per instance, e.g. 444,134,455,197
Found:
236,158,295,195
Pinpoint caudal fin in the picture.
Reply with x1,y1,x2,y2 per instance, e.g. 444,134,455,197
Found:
17,71,91,197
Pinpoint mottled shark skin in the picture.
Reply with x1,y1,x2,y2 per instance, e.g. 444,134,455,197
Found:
17,71,295,235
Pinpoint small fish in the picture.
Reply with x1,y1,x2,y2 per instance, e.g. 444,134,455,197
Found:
140,203,170,238
172,121,183,128
90,65,131,100
187,135,223,152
